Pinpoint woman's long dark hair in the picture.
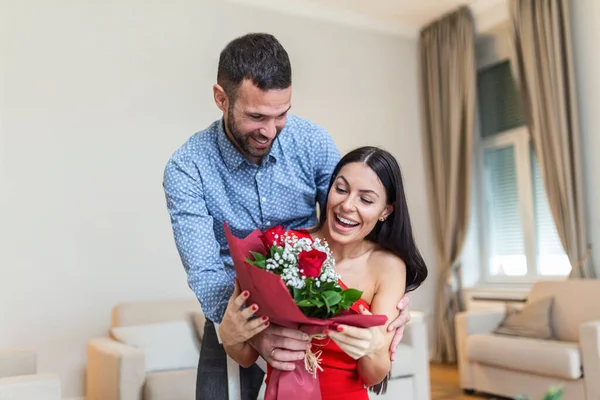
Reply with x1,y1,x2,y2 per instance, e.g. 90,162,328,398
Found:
319,146,428,394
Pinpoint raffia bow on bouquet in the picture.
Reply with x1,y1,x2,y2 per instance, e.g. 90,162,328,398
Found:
224,223,387,400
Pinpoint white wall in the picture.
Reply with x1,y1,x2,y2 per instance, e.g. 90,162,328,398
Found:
0,0,434,397
570,0,600,276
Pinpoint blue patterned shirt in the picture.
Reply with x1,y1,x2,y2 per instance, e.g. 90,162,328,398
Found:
163,115,340,323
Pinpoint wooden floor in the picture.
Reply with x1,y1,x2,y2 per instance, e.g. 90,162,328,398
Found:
430,363,487,400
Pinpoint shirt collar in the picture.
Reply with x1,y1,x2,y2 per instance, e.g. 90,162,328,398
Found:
216,118,282,171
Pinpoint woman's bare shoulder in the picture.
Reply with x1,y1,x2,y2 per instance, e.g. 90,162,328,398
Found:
368,247,406,277
368,247,407,305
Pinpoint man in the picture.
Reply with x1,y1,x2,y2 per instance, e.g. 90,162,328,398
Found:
163,33,412,400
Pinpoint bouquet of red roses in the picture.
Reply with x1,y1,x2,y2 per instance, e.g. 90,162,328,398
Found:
224,223,387,400
247,225,363,319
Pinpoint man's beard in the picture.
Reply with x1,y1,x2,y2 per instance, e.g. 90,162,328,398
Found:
226,107,281,159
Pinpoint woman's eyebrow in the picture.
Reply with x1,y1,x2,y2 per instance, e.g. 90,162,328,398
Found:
337,175,379,197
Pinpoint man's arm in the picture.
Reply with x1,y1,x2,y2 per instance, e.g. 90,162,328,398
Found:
311,127,341,211
163,155,232,323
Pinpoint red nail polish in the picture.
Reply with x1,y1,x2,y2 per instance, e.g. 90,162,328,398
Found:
337,326,344,332
262,316,268,321
242,291,249,297
264,321,270,326
323,329,329,335
252,305,258,311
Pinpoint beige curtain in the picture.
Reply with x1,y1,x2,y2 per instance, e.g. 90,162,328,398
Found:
509,0,594,278
419,6,476,364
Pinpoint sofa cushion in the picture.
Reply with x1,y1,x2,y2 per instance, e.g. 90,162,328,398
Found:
467,333,581,380
390,344,415,378
494,297,554,339
112,298,201,328
111,321,199,372
527,280,600,342
144,368,196,400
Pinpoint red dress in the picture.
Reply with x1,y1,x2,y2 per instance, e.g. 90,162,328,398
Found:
266,282,371,400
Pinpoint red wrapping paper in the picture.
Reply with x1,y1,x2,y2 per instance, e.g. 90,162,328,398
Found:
224,223,388,400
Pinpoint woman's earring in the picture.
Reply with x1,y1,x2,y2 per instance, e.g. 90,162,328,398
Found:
379,217,386,222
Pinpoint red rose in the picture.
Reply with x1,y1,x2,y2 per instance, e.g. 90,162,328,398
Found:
298,248,327,279
288,228,313,241
260,225,286,250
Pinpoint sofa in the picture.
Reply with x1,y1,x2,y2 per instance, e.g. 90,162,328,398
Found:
86,298,204,400
0,348,61,400
456,279,600,400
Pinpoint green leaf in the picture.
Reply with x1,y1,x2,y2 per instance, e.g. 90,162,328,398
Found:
322,291,342,307
318,281,336,292
341,288,362,303
296,299,314,307
338,289,363,309
310,298,324,307
247,251,268,269
293,287,303,301
246,258,264,269
250,251,266,262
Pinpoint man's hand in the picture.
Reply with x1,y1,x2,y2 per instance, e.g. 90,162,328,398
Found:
386,292,412,361
248,324,311,371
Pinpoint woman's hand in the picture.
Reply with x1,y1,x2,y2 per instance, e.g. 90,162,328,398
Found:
325,305,386,360
218,279,270,348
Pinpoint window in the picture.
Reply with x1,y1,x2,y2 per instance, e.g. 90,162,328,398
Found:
477,60,570,281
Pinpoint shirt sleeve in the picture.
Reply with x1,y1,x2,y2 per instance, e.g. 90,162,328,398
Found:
313,127,341,211
163,155,233,323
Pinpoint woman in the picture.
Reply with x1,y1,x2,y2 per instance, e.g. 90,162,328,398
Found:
218,146,428,399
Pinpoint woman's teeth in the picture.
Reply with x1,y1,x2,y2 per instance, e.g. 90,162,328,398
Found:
336,215,359,227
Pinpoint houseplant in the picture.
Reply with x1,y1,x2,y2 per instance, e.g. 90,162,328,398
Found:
513,386,564,400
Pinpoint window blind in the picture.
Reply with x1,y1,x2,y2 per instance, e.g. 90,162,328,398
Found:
477,60,526,137
484,145,525,256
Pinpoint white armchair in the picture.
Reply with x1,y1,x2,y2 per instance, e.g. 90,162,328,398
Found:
456,280,600,400
0,348,61,400
86,298,203,400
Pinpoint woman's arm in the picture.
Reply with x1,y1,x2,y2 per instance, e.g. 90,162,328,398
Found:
221,341,259,368
218,280,270,368
356,256,405,385
326,253,406,386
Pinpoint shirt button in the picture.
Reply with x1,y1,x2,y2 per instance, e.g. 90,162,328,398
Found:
257,172,262,177
261,197,267,202
266,221,271,226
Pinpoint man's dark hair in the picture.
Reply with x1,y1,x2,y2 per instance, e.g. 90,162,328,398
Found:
217,33,292,101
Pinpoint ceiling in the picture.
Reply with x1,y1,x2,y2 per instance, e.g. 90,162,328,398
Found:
305,0,478,29
226,0,508,37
